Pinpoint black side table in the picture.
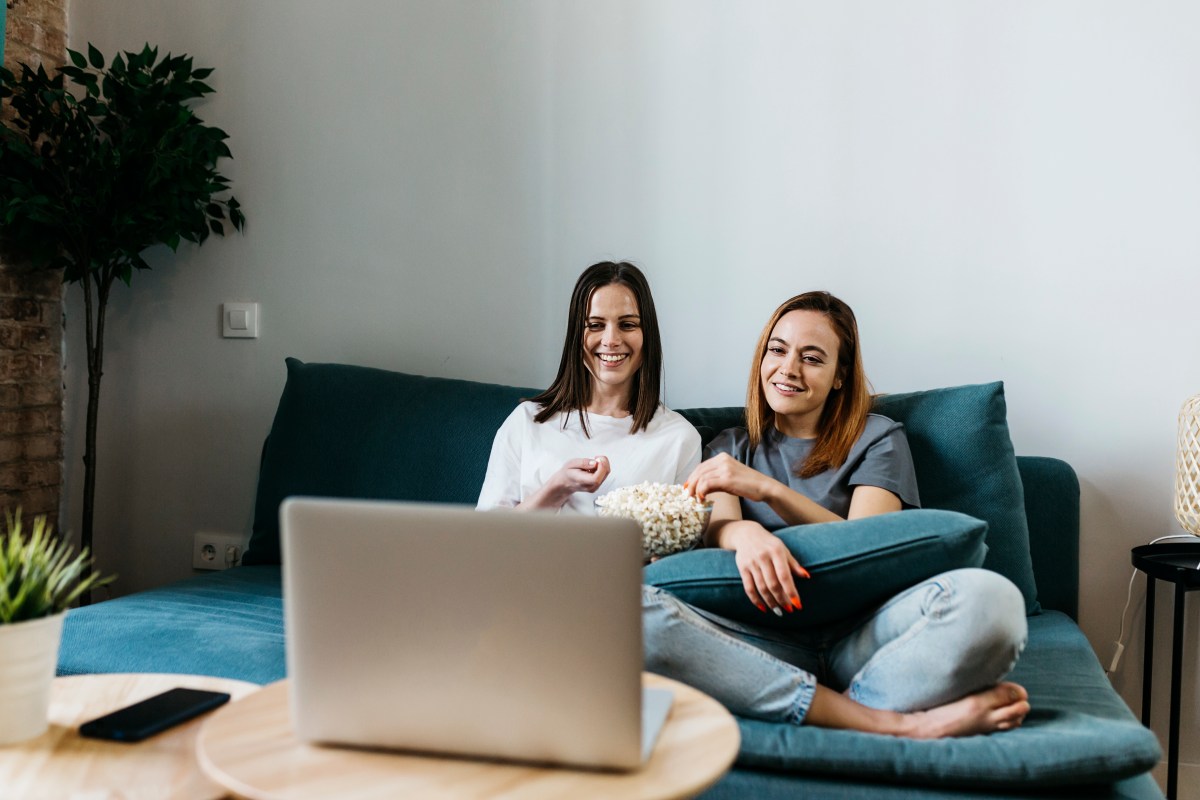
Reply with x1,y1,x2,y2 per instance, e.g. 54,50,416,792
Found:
1131,541,1200,800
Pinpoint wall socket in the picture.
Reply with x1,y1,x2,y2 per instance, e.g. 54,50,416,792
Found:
193,532,248,570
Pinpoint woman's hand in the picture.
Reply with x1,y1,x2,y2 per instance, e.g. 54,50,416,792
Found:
685,453,779,504
721,520,810,614
517,456,610,511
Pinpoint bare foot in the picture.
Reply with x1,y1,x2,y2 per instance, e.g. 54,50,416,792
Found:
896,682,1030,739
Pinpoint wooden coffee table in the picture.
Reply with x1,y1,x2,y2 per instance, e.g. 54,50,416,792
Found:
197,672,740,799
0,672,259,799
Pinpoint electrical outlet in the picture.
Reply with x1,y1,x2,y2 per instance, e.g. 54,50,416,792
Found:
193,532,248,570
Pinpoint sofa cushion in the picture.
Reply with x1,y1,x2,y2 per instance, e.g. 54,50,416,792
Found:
727,611,1161,788
57,566,286,684
678,381,1041,615
643,509,988,629
244,359,532,565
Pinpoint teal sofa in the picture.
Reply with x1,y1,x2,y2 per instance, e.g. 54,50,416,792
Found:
58,359,1164,799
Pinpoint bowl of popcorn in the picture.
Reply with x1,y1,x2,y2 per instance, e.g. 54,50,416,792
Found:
595,482,712,561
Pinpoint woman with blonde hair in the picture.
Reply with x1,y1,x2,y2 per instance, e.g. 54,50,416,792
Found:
644,291,1030,738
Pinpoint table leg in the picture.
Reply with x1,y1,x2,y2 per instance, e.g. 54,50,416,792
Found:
1142,577,1154,728
1168,585,1184,800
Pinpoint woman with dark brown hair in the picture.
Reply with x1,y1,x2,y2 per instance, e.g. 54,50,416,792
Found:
644,291,1031,738
477,261,700,513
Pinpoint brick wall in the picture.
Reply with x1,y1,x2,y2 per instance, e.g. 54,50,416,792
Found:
1,0,67,525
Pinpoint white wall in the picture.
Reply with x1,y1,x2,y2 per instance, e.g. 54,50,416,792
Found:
67,1,1200,788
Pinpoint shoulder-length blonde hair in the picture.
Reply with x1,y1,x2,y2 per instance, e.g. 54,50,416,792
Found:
527,261,663,436
745,291,872,478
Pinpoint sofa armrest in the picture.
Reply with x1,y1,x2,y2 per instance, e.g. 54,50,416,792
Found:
1017,456,1080,620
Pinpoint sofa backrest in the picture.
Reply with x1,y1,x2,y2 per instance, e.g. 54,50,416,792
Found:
243,358,534,565
243,360,1077,618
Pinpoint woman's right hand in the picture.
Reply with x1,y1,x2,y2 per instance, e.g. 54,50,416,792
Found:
551,455,611,496
517,456,611,510
722,520,810,614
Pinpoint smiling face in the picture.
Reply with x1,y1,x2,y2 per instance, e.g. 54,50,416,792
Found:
759,309,843,438
583,283,644,407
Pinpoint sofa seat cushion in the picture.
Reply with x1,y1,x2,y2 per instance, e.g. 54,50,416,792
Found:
57,566,286,685
728,611,1160,788
644,509,988,629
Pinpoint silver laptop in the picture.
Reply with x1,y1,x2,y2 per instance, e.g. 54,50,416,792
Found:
280,496,673,771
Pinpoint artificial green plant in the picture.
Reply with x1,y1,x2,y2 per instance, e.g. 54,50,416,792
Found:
0,45,244,601
0,510,112,623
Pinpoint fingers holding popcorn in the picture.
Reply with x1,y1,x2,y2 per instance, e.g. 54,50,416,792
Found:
685,453,777,503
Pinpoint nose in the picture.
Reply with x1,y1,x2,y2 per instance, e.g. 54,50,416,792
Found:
601,323,623,347
779,351,801,377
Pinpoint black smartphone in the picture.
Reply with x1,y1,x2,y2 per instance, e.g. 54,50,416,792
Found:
78,687,231,742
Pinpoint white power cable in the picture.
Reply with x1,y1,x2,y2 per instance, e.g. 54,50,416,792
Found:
1107,534,1197,676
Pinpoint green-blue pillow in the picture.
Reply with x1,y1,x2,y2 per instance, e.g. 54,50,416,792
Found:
873,382,1040,614
643,509,988,629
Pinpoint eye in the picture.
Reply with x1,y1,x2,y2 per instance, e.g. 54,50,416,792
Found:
586,322,605,331
767,346,786,356
620,321,640,331
803,355,824,365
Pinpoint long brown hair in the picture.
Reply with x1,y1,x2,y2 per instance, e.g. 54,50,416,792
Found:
528,262,663,436
745,291,872,477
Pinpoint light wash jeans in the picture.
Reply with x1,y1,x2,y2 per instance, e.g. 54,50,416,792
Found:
642,568,1027,724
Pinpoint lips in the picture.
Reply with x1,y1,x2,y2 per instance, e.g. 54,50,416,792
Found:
772,381,804,395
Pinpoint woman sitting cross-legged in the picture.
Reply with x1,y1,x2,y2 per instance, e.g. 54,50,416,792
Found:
643,290,1030,738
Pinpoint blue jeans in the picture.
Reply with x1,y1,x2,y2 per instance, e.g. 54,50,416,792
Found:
642,568,1027,724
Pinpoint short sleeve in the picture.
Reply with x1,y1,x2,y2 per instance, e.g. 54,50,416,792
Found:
672,424,704,484
704,427,752,463
848,422,921,509
476,406,526,510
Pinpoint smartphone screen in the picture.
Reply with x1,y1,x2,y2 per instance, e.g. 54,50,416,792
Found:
79,687,231,742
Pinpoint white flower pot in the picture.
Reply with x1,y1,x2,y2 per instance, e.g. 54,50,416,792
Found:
0,612,64,746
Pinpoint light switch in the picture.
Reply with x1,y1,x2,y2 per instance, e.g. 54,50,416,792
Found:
222,302,259,338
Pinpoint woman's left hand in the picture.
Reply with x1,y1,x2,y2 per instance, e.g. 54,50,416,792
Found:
685,453,778,503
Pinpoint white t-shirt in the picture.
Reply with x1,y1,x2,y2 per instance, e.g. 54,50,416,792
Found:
476,401,703,515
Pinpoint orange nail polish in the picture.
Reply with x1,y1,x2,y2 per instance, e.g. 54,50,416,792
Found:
755,602,767,612
792,596,802,610
798,566,811,579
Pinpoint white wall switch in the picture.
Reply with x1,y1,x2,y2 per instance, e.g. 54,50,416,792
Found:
222,302,259,338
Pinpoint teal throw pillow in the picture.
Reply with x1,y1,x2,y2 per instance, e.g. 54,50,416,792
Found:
873,382,1040,614
643,509,988,629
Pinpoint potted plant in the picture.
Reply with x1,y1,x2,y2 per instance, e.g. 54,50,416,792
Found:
0,510,112,744
0,44,244,602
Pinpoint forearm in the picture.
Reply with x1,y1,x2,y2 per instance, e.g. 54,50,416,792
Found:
515,480,571,511
761,481,844,526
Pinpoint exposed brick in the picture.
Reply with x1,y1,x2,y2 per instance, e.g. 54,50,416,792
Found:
0,487,60,523
0,408,59,435
0,460,60,491
0,440,22,464
0,0,67,528
20,381,61,407
21,325,57,353
22,434,61,461
0,297,45,323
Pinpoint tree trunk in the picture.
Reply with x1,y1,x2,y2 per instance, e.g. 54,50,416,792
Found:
78,268,110,606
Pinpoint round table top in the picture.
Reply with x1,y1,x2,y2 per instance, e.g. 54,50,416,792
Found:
0,672,259,800
197,672,740,800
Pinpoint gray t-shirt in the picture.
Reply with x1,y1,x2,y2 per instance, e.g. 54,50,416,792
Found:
705,414,921,530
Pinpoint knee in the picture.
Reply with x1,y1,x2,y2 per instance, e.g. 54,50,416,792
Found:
942,568,1028,656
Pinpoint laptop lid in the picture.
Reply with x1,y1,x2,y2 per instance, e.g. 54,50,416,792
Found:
281,497,664,771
